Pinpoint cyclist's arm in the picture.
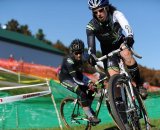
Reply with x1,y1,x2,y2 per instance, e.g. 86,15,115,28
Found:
66,58,85,86
86,23,96,55
113,10,134,37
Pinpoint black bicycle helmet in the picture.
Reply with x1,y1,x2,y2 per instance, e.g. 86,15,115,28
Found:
69,39,84,54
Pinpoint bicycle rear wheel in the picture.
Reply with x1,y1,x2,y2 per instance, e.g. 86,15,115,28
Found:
108,74,151,130
60,97,89,129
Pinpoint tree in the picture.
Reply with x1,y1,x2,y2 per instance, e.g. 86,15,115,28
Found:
19,25,32,36
53,40,69,54
35,29,45,41
96,50,102,58
6,19,19,32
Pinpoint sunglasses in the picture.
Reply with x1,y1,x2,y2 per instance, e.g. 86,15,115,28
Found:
93,8,105,15
74,51,82,55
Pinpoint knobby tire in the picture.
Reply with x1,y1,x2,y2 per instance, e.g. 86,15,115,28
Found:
108,74,151,130
60,97,91,130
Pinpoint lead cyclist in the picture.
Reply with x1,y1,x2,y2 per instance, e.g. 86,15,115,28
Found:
86,0,147,100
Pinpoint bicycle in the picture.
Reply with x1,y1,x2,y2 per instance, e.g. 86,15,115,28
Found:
60,75,112,130
93,42,151,130
60,42,151,130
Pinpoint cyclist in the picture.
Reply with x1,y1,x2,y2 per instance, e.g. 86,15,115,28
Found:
86,0,147,99
59,39,101,125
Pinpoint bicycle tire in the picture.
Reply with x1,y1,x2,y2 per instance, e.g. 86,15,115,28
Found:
131,87,151,130
108,74,128,130
108,74,151,130
60,97,89,129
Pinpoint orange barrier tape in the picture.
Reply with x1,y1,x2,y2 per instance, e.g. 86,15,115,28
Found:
0,58,58,80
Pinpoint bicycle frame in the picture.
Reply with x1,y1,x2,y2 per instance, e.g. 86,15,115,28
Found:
118,59,136,109
69,79,108,124
71,99,89,123
95,87,106,117
94,44,142,108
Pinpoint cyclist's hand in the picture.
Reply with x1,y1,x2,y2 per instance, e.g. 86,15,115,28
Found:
88,54,97,66
88,82,97,92
125,35,134,48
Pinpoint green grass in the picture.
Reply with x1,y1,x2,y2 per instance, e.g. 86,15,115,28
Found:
11,119,160,130
148,91,160,98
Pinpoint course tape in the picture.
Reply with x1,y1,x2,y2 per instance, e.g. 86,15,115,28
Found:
0,90,51,104
0,67,17,75
0,83,47,91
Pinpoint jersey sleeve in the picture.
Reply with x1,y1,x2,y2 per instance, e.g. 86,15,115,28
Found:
66,58,85,86
86,22,96,55
113,10,134,37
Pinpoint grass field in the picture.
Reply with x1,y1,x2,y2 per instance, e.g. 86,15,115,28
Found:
14,119,160,130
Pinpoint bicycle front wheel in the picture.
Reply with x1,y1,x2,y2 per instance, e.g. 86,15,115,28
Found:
108,74,151,130
131,87,151,130
60,97,89,129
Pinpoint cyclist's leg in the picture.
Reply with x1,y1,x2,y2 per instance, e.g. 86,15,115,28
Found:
81,76,100,121
106,55,120,97
106,55,120,77
61,79,100,123
120,44,148,99
120,44,139,84
81,74,96,105
61,79,89,105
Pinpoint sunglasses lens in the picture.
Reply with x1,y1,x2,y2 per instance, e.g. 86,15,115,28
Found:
93,8,104,15
74,51,82,55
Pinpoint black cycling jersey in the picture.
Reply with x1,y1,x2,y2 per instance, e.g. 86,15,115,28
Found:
86,13,123,56
59,55,85,85
59,54,95,107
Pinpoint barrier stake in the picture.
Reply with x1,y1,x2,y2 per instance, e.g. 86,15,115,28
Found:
46,80,63,130
51,94,63,130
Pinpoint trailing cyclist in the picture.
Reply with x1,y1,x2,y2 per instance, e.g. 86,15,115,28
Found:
86,0,148,99
59,39,101,125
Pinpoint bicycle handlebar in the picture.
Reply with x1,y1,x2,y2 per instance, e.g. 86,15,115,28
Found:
130,48,142,59
95,76,108,85
92,42,142,62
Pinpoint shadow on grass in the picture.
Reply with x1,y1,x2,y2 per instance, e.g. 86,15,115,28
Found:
104,126,119,130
